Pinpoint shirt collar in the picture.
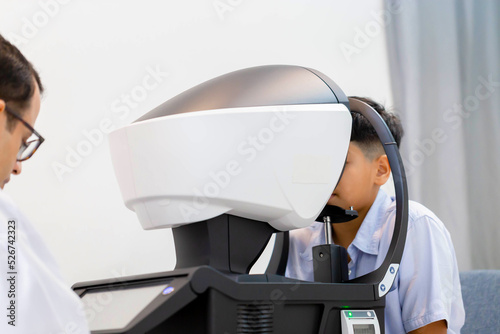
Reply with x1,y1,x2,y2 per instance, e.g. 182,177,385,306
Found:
350,189,393,256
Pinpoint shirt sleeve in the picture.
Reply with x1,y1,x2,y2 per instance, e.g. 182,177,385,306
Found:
398,212,464,333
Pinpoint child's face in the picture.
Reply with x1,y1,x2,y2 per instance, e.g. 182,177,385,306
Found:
327,142,381,213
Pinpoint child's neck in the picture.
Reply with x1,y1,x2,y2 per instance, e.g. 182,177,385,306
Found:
332,215,365,251
331,187,381,257
331,203,372,252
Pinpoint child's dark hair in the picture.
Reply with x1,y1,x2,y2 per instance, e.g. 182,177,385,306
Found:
349,96,404,160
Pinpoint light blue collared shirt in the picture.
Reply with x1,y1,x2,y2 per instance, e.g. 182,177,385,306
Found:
286,189,465,333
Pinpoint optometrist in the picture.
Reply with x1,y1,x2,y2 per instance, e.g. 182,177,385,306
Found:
0,34,90,333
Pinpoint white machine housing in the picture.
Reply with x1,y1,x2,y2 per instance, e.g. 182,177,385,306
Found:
109,103,351,231
341,310,381,334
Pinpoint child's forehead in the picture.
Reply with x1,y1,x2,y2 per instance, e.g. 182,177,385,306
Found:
348,141,364,154
346,142,365,159
348,141,382,161
349,141,362,149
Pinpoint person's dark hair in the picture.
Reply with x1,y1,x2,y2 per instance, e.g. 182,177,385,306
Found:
349,96,404,160
0,34,43,130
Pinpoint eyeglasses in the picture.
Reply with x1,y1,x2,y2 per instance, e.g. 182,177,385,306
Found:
4,106,45,161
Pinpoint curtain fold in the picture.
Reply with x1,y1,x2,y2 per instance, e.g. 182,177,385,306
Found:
384,0,500,270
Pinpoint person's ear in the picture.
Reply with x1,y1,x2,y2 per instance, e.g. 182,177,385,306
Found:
0,100,6,130
374,154,391,186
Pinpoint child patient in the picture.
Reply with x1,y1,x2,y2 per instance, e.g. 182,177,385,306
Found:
286,97,465,334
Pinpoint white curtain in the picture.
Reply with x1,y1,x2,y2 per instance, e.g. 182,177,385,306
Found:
384,0,500,270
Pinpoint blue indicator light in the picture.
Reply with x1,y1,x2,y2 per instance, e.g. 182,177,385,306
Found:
162,286,175,295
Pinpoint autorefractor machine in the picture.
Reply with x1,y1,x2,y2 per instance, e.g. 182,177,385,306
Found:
73,65,408,334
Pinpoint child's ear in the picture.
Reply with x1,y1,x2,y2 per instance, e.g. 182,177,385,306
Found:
374,154,391,186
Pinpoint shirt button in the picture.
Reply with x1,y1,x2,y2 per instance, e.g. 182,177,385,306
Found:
348,270,351,275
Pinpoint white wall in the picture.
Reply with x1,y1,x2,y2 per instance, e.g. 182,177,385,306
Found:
0,0,393,285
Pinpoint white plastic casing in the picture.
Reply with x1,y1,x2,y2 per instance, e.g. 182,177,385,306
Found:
340,310,381,334
108,104,351,231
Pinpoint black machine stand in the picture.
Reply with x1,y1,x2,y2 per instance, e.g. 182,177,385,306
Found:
313,206,358,284
74,213,387,334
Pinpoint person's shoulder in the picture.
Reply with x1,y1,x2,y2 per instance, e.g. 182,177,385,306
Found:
0,190,49,252
0,190,34,229
0,191,18,234
383,194,447,233
405,200,452,237
408,200,440,221
0,189,21,216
